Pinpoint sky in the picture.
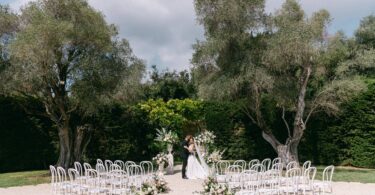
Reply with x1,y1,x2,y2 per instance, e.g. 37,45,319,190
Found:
1,0,375,72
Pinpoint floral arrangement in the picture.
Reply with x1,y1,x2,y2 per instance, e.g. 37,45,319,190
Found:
206,150,224,165
152,153,169,166
155,128,179,144
195,130,216,145
200,177,233,195
138,175,170,195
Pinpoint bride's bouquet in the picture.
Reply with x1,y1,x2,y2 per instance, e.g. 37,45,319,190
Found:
195,130,216,145
155,128,179,144
152,153,169,166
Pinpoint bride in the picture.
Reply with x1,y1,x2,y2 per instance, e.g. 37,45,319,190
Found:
185,137,208,179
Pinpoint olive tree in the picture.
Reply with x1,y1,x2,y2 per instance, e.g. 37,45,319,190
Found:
193,0,366,163
3,0,145,168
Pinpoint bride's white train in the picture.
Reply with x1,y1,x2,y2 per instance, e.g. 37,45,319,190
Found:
186,143,209,179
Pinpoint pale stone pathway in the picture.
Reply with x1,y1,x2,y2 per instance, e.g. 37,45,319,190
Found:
1,166,375,195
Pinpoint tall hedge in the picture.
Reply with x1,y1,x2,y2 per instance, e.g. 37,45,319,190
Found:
0,96,56,173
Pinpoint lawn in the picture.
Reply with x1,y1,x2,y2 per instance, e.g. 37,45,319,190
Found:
0,170,50,188
315,166,375,183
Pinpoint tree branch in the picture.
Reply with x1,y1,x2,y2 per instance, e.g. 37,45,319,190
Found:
282,107,291,138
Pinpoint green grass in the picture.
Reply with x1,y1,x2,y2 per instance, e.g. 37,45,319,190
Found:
314,166,375,183
0,170,50,188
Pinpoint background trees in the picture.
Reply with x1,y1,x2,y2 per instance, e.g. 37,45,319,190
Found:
192,0,370,163
1,0,145,168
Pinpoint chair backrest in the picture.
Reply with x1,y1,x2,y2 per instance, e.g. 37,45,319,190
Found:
233,160,247,170
302,160,311,172
216,160,230,175
272,157,281,165
97,159,103,165
56,167,67,183
323,165,334,183
74,162,83,176
105,160,113,172
285,167,301,189
49,165,57,185
304,167,317,186
83,163,92,176
271,162,284,173
248,159,260,169
68,168,80,184
109,164,122,172
140,161,153,175
128,165,142,176
286,161,299,171
86,169,100,188
261,158,271,171
114,160,125,170
227,165,242,174
250,164,265,172
96,163,106,174
125,161,136,172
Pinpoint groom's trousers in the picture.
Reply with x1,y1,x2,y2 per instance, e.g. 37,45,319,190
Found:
182,157,188,178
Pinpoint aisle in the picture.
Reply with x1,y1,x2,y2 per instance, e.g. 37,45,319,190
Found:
164,165,203,195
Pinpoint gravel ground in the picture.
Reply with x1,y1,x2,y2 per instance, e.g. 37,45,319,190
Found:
1,166,375,195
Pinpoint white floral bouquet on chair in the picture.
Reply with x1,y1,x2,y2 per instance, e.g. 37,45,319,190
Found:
200,177,233,195
152,153,169,166
195,130,216,145
138,175,170,195
155,128,179,144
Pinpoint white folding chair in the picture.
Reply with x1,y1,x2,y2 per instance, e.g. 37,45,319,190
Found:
237,170,259,195
313,165,334,194
226,165,242,190
280,168,301,195
216,160,230,184
49,165,58,194
302,160,312,173
105,160,113,172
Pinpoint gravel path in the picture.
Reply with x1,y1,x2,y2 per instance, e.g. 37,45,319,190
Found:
1,166,375,195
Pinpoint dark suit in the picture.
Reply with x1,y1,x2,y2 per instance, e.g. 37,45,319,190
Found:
181,140,190,178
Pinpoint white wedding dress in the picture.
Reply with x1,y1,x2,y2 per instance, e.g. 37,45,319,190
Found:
186,144,208,179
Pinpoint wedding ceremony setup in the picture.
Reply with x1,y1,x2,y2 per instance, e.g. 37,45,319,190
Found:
48,130,336,195
0,0,375,195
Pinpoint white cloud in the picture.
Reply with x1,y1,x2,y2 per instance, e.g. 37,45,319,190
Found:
4,0,375,71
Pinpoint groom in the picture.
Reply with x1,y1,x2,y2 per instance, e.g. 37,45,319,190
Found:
181,135,192,179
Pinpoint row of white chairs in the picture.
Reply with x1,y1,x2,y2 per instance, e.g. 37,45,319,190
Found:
50,159,155,195
214,159,334,195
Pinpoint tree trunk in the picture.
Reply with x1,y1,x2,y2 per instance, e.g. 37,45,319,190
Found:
56,124,73,169
73,124,93,162
259,66,311,165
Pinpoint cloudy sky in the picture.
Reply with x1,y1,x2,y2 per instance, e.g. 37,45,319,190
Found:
2,0,375,72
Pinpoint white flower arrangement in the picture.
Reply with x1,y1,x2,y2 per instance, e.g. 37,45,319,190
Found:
206,150,224,165
152,153,169,166
195,130,216,145
201,177,233,195
138,175,170,195
155,128,179,144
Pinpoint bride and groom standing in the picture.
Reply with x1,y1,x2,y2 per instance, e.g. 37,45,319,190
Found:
181,135,208,179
